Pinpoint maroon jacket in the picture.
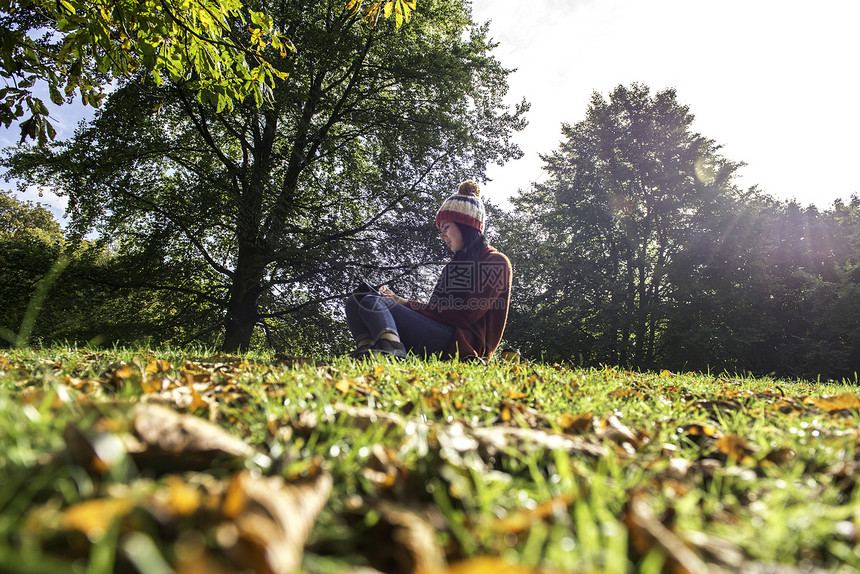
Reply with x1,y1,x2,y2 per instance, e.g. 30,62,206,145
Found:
405,245,512,359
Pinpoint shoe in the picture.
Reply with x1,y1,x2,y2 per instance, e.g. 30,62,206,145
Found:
373,339,408,359
349,344,373,359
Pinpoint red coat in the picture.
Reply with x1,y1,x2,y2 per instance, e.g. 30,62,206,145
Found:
405,245,512,359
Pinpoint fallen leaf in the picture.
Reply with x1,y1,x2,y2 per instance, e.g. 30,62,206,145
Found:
505,388,528,400
608,387,645,400
61,498,134,539
129,404,267,472
691,399,742,416
64,422,131,478
222,470,333,574
714,434,757,464
468,424,606,460
772,398,805,415
367,499,447,574
624,495,710,574
335,376,380,397
272,353,316,368
106,363,137,388
363,444,408,491
497,400,551,429
761,446,795,467
806,393,860,413
145,359,173,375
556,411,593,434
595,414,645,454
422,556,547,574
684,423,719,437
164,475,203,517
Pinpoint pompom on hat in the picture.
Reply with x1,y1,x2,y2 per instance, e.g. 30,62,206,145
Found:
435,180,486,234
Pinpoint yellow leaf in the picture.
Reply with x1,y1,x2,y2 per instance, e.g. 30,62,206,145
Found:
144,359,172,375
108,364,135,385
557,411,593,434
190,386,210,412
336,378,352,394
808,392,860,412
683,423,719,437
715,434,757,463
222,472,247,518
424,556,539,574
166,476,201,516
61,498,134,538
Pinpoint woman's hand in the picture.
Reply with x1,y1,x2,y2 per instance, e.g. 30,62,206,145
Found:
379,285,406,305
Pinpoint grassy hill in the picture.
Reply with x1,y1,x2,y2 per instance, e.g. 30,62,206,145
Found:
1,347,858,573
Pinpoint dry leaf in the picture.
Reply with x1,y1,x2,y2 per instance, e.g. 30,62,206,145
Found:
714,434,758,464
761,446,795,467
145,359,173,375
63,422,131,477
61,497,134,538
556,411,593,434
335,376,380,397
106,363,137,388
691,399,742,416
468,425,606,459
624,495,713,574
368,500,447,574
497,401,552,429
221,470,333,574
806,393,860,413
595,414,644,454
129,404,266,471
421,556,545,574
363,444,408,491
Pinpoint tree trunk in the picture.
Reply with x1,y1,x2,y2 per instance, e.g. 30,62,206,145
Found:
222,287,261,353
222,244,265,353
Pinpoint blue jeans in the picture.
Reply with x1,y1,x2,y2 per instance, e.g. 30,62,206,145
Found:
345,294,454,356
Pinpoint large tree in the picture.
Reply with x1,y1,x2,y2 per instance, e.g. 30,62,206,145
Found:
499,84,741,368
4,0,526,351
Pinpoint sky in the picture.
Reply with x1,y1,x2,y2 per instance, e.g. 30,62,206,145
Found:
5,0,860,218
469,0,860,210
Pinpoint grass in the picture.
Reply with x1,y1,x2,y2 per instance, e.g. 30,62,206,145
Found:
1,346,860,573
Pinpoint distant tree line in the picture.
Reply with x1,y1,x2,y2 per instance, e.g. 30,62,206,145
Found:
495,84,860,382
1,1,859,381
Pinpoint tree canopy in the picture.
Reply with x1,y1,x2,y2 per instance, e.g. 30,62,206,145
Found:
0,0,419,144
500,84,742,368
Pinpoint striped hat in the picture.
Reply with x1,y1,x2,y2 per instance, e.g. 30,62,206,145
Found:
435,180,486,233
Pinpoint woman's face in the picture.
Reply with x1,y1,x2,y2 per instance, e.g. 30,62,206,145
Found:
439,220,464,252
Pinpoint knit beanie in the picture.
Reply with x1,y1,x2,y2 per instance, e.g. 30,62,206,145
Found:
435,180,486,233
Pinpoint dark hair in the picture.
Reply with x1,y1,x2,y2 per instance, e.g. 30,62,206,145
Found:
455,222,488,263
